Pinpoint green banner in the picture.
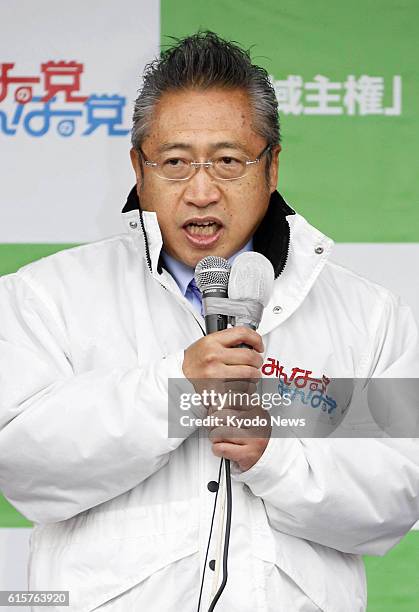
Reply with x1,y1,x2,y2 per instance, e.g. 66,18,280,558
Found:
162,0,419,241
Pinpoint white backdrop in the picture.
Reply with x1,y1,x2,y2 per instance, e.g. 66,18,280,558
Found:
1,0,159,242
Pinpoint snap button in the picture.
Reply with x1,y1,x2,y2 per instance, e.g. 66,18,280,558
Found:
209,559,216,571
315,246,324,254
129,221,138,229
273,306,282,314
207,480,219,493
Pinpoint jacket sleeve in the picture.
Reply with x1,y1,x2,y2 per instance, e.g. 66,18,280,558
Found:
232,293,419,556
0,272,195,524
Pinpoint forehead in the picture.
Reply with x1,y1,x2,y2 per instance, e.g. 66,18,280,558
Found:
144,87,264,151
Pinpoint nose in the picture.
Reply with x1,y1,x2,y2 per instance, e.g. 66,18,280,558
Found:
183,165,221,208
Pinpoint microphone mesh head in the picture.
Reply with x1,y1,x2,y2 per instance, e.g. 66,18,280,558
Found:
194,256,231,292
228,252,274,307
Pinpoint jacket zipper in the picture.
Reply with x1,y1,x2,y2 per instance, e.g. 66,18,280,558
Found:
138,210,206,335
139,209,153,273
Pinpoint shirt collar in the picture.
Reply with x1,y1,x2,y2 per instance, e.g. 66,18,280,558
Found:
161,239,254,296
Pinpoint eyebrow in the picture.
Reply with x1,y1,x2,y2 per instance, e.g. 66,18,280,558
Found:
157,141,248,154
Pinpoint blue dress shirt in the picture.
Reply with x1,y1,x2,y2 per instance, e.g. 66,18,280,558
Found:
161,239,253,315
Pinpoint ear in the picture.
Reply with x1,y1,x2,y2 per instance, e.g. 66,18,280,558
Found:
269,144,282,193
130,148,142,189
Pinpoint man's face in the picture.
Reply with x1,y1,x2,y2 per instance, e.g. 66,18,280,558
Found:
130,87,280,268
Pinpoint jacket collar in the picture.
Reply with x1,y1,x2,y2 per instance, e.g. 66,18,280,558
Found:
121,186,334,332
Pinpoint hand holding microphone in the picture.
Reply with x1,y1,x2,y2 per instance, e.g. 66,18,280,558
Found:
208,252,275,470
182,252,275,470
182,254,265,394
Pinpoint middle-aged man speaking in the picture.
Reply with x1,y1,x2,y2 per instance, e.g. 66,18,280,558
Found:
0,31,418,612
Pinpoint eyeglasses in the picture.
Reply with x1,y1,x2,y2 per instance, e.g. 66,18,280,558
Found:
139,144,272,181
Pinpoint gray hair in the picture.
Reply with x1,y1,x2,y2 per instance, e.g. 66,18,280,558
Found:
131,31,280,166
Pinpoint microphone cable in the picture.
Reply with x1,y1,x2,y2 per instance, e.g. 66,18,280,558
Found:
196,457,222,611
207,457,232,611
210,461,227,597
196,457,233,611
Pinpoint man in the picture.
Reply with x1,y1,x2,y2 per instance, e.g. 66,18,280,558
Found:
0,31,418,612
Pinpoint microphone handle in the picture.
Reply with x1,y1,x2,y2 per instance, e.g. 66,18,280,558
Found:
205,313,229,334
202,286,229,335
236,322,257,349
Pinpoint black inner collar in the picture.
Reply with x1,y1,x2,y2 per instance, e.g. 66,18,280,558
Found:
122,186,295,279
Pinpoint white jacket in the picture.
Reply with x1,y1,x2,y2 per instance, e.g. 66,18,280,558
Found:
0,191,418,612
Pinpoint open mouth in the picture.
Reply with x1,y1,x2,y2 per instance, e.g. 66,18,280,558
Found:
182,219,223,246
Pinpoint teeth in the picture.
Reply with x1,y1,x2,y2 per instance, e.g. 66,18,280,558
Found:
187,222,219,236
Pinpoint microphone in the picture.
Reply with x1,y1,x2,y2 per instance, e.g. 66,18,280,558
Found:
228,252,274,346
194,256,231,334
194,255,233,612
